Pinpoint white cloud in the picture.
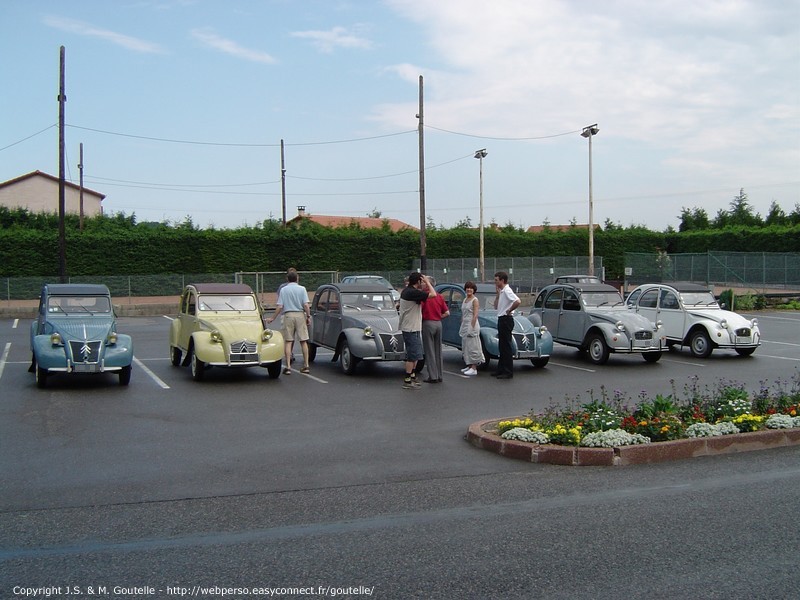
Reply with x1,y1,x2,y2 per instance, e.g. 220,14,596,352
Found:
191,28,277,64
290,26,373,53
43,15,165,53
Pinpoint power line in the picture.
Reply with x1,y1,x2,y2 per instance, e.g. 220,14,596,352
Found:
425,124,580,140
0,124,57,152
65,124,417,147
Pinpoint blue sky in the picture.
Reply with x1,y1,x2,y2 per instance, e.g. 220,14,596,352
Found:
2,0,798,231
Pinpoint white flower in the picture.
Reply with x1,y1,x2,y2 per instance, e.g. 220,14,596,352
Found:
765,414,796,429
501,427,549,444
684,421,739,437
580,429,650,448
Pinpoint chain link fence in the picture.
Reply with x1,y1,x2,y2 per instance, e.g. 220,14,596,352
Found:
624,252,800,291
415,256,604,292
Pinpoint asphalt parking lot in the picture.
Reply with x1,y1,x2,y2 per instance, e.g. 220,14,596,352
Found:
1,311,799,599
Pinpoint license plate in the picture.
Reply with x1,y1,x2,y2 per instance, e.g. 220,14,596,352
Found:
73,363,100,373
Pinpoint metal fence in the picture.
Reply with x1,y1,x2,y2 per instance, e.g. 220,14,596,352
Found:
624,252,800,291
1,258,605,302
415,256,604,292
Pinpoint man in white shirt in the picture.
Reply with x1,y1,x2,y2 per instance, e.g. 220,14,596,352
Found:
493,271,520,379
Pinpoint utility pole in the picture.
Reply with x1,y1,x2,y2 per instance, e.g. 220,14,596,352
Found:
58,46,67,282
79,143,84,232
280,139,287,226
417,75,426,272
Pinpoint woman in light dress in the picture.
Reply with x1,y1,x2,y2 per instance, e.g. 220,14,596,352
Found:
459,281,484,375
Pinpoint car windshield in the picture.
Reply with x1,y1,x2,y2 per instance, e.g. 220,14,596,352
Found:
198,295,256,311
680,292,719,307
475,291,500,311
341,292,396,311
581,292,624,308
47,295,111,314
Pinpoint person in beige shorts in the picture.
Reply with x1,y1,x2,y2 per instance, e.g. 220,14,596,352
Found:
267,270,311,374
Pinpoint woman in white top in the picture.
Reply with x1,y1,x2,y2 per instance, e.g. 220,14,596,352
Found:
459,281,483,376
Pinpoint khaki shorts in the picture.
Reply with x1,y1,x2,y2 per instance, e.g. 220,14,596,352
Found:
282,312,309,342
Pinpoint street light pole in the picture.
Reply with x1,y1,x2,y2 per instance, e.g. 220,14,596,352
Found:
474,149,487,282
581,124,599,276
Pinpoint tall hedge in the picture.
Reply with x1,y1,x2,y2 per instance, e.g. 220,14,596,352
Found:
0,219,797,279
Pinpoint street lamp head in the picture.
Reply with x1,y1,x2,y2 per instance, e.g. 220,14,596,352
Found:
474,149,488,159
581,124,599,138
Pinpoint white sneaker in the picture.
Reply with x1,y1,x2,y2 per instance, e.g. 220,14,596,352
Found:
465,368,478,376
460,367,470,373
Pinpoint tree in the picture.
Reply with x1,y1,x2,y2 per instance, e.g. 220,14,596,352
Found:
727,188,762,227
678,207,710,231
453,215,473,229
765,201,787,226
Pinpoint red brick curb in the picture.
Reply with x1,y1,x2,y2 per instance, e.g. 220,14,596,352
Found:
467,418,800,466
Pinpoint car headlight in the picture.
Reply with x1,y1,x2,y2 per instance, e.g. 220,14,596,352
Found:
210,329,222,343
50,332,62,345
719,319,728,330
262,329,273,342
107,332,118,345
615,321,626,332
751,318,758,328
539,325,548,334
363,326,374,338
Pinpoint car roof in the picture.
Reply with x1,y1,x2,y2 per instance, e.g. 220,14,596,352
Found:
189,283,254,294
638,282,712,293
43,283,110,296
555,274,601,281
342,275,386,280
541,283,620,294
321,283,394,293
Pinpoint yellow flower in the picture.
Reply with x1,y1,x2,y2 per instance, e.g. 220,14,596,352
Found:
639,420,648,426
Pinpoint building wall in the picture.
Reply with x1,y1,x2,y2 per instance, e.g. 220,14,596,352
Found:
0,175,103,216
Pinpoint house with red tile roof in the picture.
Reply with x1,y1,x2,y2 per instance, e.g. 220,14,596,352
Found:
0,170,105,216
287,206,417,232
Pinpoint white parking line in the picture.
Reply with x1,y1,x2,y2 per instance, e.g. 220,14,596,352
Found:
661,357,707,367
756,354,800,362
763,340,800,348
133,356,170,389
12,319,19,329
287,368,327,383
0,343,10,381
549,361,596,372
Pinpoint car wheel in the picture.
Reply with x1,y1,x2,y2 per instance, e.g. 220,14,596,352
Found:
339,340,359,375
35,360,48,389
735,347,756,357
170,346,182,367
530,356,550,368
586,332,610,365
190,350,205,381
119,365,132,386
689,329,713,358
307,343,317,363
266,361,282,379
642,351,662,363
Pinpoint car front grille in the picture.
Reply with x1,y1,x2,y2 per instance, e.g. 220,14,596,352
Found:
379,333,404,354
512,332,536,352
735,328,751,337
230,340,259,362
634,331,653,340
68,340,102,363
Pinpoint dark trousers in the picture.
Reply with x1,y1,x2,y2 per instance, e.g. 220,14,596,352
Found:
496,315,514,376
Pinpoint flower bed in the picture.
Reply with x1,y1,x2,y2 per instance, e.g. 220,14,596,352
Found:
467,373,800,466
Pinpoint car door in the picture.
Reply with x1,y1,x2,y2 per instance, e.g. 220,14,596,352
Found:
323,289,343,349
439,286,465,347
656,288,686,341
176,289,198,350
556,288,584,343
541,288,563,338
634,288,660,335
